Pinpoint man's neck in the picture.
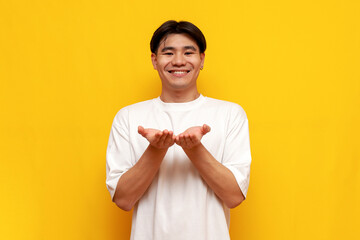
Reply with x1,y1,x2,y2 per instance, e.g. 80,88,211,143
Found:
160,90,200,103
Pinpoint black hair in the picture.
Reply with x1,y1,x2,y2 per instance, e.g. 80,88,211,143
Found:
150,20,206,54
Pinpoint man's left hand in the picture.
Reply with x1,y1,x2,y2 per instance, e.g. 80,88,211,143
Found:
175,124,211,149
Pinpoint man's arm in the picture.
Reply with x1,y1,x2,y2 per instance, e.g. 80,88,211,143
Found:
113,127,175,211
175,125,245,209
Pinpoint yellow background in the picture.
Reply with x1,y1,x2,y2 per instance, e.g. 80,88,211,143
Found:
1,0,359,239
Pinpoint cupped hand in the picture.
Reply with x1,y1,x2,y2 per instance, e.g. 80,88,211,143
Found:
175,124,211,149
138,126,175,149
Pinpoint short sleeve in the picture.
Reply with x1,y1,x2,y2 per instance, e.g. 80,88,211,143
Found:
106,108,134,200
222,104,252,198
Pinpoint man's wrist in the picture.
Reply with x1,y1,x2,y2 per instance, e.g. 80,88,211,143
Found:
147,144,169,155
182,143,205,158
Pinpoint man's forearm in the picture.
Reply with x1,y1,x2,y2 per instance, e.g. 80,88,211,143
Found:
113,145,167,211
183,143,245,208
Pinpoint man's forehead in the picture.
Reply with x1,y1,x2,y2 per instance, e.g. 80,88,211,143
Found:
158,34,199,51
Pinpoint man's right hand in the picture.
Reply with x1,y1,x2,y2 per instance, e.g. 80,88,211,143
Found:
138,126,175,149
114,126,175,211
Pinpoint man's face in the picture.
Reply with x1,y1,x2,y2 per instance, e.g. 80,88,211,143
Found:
151,34,205,92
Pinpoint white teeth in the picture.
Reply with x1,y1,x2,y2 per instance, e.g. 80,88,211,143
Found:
173,71,187,74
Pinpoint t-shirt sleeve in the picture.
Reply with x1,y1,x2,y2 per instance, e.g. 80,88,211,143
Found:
106,108,134,200
222,104,252,198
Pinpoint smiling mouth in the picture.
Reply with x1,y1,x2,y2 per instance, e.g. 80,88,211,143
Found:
168,70,190,74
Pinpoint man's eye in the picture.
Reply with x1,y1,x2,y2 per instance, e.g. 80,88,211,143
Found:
163,52,173,55
185,52,194,55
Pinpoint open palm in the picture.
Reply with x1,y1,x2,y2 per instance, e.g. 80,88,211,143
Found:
138,126,175,149
175,124,211,149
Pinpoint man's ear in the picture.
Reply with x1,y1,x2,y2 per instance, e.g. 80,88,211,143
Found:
200,52,205,69
151,53,157,70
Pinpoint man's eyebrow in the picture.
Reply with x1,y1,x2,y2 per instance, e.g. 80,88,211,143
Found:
161,46,175,52
160,46,198,52
184,46,197,51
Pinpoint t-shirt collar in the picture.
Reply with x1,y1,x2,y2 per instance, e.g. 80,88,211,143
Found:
154,94,205,111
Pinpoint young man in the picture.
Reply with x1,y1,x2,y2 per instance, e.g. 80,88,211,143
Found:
106,20,252,240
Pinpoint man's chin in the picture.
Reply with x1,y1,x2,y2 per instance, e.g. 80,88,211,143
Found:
168,83,192,90
161,78,196,91
164,80,190,88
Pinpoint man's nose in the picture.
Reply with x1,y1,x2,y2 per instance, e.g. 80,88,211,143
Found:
171,53,186,66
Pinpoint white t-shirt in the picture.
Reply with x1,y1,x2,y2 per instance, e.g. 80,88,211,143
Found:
106,95,251,240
